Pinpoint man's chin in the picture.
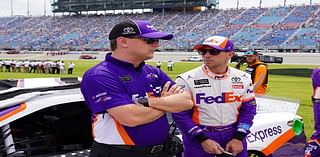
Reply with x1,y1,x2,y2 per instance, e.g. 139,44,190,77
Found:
246,60,254,64
145,54,154,60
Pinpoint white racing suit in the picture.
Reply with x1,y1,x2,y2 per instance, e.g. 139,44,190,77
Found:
173,65,257,157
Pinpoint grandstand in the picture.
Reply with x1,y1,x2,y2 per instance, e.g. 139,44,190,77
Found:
51,0,218,13
0,1,319,53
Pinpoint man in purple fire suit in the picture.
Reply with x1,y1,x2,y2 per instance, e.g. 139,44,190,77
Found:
81,19,193,157
173,36,257,157
305,68,320,157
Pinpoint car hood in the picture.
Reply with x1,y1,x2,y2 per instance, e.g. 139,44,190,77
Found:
0,78,84,127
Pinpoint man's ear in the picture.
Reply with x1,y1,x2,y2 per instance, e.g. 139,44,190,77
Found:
117,37,129,48
227,51,234,59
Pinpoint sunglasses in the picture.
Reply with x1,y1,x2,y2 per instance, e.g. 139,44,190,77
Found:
198,49,223,56
127,36,159,44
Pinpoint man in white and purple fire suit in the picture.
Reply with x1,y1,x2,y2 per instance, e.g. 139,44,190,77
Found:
173,36,257,157
81,20,193,157
305,68,320,157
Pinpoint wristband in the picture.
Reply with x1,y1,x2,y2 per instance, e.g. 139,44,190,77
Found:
195,132,209,143
312,96,320,103
233,131,246,141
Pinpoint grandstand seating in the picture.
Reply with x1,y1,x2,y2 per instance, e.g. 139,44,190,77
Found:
283,6,320,49
0,5,319,50
256,5,318,47
232,7,292,48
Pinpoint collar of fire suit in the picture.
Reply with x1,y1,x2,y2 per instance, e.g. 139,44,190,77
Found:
202,65,229,80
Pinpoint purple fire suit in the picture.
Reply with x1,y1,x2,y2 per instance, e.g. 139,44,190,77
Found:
305,68,320,157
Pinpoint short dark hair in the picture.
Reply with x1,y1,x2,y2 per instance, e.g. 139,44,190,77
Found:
110,39,117,51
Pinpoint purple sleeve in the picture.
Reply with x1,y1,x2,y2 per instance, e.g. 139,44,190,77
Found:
237,79,257,134
172,77,200,136
311,99,320,139
312,68,320,88
311,68,320,139
81,75,134,113
173,109,198,134
237,99,257,132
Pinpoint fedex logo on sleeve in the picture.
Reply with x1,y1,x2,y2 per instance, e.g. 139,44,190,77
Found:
195,92,242,104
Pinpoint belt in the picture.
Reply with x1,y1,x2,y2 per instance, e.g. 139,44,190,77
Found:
202,124,236,132
110,144,164,154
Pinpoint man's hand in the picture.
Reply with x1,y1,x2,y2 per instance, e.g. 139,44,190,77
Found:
201,139,224,155
149,81,193,112
161,81,183,97
225,139,243,156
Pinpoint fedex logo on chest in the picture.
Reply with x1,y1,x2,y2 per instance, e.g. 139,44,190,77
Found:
195,92,242,104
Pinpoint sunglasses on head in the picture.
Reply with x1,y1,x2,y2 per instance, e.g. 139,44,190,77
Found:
127,36,159,44
198,49,223,56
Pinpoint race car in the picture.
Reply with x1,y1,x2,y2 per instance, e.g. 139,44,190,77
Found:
0,78,306,157
0,78,91,157
79,54,97,59
173,96,306,157
246,97,306,157
180,56,203,62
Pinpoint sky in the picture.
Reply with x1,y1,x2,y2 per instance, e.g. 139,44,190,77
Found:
0,0,319,17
